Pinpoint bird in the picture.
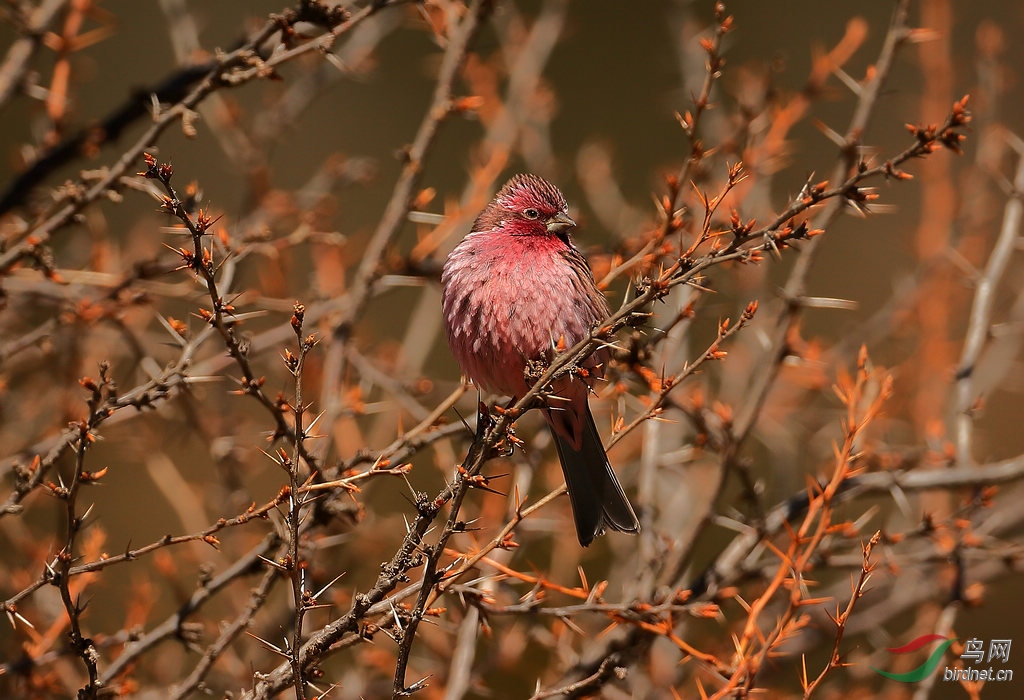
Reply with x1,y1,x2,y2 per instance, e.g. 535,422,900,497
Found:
441,173,640,546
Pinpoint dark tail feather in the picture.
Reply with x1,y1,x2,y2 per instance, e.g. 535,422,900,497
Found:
550,404,640,546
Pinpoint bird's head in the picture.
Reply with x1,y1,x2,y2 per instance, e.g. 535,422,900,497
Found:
475,173,576,240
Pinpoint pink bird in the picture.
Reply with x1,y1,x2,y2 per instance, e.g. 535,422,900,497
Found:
441,173,640,546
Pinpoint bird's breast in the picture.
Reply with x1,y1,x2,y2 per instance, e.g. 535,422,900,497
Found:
441,232,609,397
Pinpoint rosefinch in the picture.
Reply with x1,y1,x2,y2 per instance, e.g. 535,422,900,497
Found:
441,173,639,546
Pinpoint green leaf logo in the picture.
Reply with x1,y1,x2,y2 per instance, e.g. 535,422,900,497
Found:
871,635,957,682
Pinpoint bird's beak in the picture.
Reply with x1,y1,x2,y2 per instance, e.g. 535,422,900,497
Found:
545,211,576,234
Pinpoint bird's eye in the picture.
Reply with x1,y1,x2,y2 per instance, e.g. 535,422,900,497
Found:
523,208,539,219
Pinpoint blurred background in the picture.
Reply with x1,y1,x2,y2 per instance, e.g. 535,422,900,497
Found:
2,0,1024,697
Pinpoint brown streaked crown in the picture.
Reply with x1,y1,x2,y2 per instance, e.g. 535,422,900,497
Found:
472,173,569,234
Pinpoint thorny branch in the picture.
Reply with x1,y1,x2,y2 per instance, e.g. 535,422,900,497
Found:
53,365,115,698
2,490,286,617
801,531,881,697
0,0,390,274
139,153,322,471
0,327,211,518
284,302,316,699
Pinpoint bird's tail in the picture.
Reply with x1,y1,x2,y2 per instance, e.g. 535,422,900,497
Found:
549,403,640,547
